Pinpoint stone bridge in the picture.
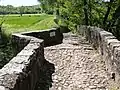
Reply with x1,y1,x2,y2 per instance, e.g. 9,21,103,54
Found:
0,26,120,90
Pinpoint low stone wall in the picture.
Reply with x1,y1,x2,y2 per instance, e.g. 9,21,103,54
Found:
22,28,63,47
77,25,120,88
12,28,63,54
0,28,63,90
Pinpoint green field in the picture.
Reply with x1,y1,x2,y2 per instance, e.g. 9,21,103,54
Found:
0,14,57,35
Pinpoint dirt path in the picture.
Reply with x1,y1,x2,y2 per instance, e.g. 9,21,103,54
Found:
44,33,109,90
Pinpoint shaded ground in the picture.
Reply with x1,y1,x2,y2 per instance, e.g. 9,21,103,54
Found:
0,42,14,68
44,33,109,90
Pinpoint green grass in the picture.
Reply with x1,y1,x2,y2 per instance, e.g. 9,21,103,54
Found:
0,14,58,36
30,17,57,30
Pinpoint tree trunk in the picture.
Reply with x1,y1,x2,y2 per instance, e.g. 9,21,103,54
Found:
111,5,120,27
103,0,114,26
103,6,111,25
83,0,89,25
89,0,92,26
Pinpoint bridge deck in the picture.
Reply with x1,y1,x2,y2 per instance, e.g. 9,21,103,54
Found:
44,33,108,90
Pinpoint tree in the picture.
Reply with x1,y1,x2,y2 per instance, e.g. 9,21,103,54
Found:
19,6,25,16
103,0,115,27
38,0,56,13
38,0,120,37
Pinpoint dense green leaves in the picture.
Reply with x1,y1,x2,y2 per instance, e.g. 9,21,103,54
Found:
39,0,120,37
38,0,105,28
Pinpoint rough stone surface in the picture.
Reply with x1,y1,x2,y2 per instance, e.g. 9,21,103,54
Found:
0,36,45,90
1,25,120,90
45,33,109,90
77,25,120,89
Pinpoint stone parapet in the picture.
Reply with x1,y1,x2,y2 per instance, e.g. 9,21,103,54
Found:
77,25,120,88
21,28,63,47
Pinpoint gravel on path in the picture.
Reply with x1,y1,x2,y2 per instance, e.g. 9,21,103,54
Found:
44,33,109,90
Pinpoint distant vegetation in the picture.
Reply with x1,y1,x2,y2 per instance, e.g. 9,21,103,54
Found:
0,5,41,15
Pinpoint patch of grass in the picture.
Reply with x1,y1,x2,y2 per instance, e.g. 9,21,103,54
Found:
0,14,57,37
30,16,58,30
1,14,52,28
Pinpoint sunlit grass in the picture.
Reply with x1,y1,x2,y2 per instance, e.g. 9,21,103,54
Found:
30,17,58,30
0,14,57,36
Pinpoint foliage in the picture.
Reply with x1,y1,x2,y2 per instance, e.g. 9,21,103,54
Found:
38,0,105,28
0,5,41,15
38,0,120,39
38,0,56,14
